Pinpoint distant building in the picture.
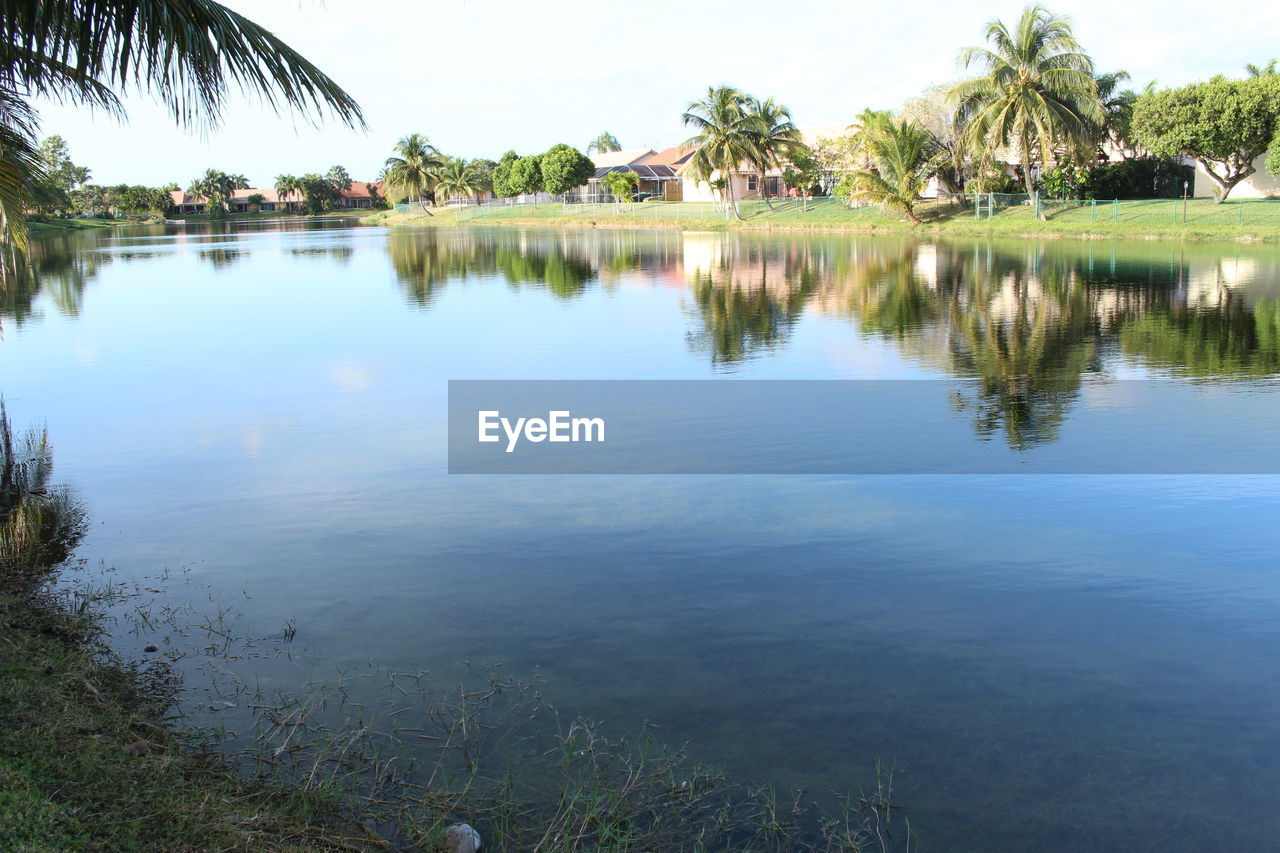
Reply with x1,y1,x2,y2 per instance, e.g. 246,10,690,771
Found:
167,182,381,215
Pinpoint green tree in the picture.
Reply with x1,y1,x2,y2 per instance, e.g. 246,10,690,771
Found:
1091,70,1141,159
781,148,822,207
682,86,755,219
836,119,938,225
539,144,595,196
900,86,970,192
324,165,352,192
586,132,621,154
69,183,108,216
274,174,300,211
469,158,498,197
432,157,481,204
600,170,640,202
383,133,443,212
743,97,804,209
245,192,265,212
297,173,338,214
0,0,363,260
187,168,247,217
30,135,90,215
492,151,520,198
1246,59,1277,77
1131,75,1280,200
951,4,1103,205
508,155,544,197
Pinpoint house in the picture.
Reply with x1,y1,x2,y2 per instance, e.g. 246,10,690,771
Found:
677,157,787,204
167,182,381,215
676,126,846,203
334,182,383,209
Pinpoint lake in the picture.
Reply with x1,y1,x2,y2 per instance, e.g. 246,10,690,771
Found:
3,220,1280,851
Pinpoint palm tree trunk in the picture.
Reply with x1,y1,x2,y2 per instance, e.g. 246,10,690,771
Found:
1020,142,1041,220
760,168,776,210
725,170,742,221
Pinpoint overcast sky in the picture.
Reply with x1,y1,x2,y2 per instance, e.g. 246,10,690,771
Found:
29,0,1280,187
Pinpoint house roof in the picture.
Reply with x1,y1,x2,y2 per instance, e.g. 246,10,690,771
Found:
591,165,679,181
636,146,697,167
589,148,655,167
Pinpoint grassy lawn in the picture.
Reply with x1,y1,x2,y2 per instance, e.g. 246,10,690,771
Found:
367,197,1280,242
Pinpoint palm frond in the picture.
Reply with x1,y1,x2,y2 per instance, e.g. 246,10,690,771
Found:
0,0,365,132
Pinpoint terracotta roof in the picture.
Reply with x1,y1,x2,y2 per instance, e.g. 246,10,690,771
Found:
636,146,697,167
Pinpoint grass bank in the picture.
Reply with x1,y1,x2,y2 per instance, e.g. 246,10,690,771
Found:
25,217,126,233
363,197,1280,243
0,585,373,851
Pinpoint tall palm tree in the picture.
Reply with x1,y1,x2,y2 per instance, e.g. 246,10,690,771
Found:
951,4,1103,207
743,97,804,209
683,86,755,220
0,0,364,266
432,157,481,205
586,132,621,154
274,174,300,211
383,133,444,214
841,120,939,225
1246,59,1278,77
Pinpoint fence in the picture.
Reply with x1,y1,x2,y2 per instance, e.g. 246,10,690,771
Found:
974,193,1280,226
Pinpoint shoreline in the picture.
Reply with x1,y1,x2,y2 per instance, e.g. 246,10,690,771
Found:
361,201,1280,244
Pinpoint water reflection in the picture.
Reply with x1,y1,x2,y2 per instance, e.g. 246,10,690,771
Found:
9,224,1280,450
383,229,1280,447
0,404,87,585
0,231,111,326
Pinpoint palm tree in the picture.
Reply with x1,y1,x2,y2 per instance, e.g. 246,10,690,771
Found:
383,133,444,214
743,97,804,209
1092,70,1137,159
586,132,621,154
274,174,300,212
841,120,939,225
432,157,481,205
951,4,1103,207
1246,59,1278,77
683,86,755,219
0,0,364,266
846,108,893,169
187,168,247,217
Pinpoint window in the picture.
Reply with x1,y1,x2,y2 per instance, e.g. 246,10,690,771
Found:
746,175,758,192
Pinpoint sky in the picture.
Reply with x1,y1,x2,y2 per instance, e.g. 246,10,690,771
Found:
30,0,1280,187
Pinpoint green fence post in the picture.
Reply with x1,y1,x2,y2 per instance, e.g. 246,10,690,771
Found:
1237,203,1243,226
1113,199,1118,222
974,192,979,220
1091,199,1097,222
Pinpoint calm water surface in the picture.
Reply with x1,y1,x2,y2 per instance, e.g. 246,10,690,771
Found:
4,220,1280,851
